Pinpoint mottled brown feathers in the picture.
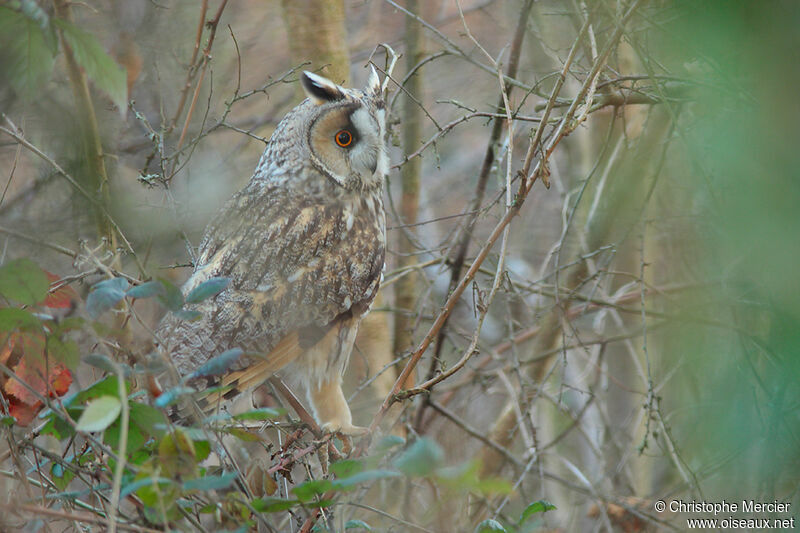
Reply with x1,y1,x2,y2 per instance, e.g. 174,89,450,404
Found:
159,182,384,376
156,71,387,433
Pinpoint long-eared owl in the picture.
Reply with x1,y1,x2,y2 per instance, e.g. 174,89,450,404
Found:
157,69,387,434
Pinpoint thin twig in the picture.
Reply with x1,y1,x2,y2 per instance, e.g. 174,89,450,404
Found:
107,362,130,533
167,0,209,133
421,0,534,406
173,0,230,162
2,503,161,533
0,118,146,275
0,225,77,258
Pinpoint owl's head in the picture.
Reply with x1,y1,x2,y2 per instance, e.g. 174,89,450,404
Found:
287,68,387,192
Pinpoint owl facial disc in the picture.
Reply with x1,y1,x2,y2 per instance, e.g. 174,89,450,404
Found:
301,71,387,191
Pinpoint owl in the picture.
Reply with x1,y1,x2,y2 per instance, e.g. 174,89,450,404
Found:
156,69,387,435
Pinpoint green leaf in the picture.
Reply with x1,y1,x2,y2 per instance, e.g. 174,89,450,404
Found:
52,18,126,110
50,462,75,492
158,429,200,478
203,412,232,424
126,281,165,299
0,416,15,427
83,353,131,376
46,336,80,370
305,499,335,509
86,278,129,319
437,460,513,496
251,497,300,513
120,476,174,499
198,502,218,514
194,440,211,462
0,258,49,305
129,403,166,435
225,427,261,442
474,477,514,496
105,417,145,454
437,459,479,484
187,348,243,380
76,395,121,432
153,386,195,408
520,500,556,523
374,434,405,453
330,459,364,479
40,412,74,440
48,483,110,502
0,7,56,96
150,426,206,442
393,437,444,477
193,384,235,405
185,277,230,304
94,277,130,292
48,316,85,333
76,449,96,466
173,309,202,321
64,375,127,406
0,308,41,331
17,0,51,29
332,470,400,490
182,472,238,491
474,519,507,533
292,479,333,502
129,446,153,466
142,500,181,525
156,277,184,311
345,520,372,531
232,407,285,421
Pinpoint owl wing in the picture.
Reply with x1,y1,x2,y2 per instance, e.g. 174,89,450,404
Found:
158,181,384,397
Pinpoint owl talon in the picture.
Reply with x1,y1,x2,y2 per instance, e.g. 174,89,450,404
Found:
320,422,368,437
320,423,368,455
311,377,365,440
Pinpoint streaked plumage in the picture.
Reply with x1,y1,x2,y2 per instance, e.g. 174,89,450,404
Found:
157,70,387,434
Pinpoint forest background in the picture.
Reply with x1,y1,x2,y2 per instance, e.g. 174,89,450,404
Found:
0,0,798,532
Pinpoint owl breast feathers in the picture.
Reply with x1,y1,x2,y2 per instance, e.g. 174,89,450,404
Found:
157,69,387,434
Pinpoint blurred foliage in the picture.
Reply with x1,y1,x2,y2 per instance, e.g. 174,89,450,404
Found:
665,0,800,497
0,268,526,529
0,2,125,106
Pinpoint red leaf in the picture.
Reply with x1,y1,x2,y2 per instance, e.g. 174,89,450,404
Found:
0,340,13,366
50,365,72,396
8,400,40,426
5,357,46,406
42,272,79,310
0,332,72,426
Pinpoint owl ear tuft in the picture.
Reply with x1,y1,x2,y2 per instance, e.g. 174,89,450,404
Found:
366,65,381,96
301,71,345,104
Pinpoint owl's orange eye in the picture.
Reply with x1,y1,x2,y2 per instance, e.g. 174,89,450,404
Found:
335,129,353,147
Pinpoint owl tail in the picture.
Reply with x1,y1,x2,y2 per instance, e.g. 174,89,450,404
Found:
169,331,306,424
195,331,303,414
